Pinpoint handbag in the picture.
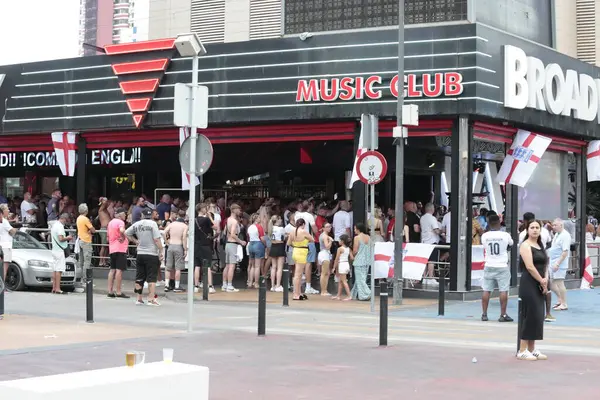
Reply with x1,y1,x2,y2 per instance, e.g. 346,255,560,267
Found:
53,235,71,258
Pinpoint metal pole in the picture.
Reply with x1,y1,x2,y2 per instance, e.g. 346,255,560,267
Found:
258,275,266,336
186,54,199,333
282,266,290,307
370,183,376,313
438,264,445,316
379,280,388,346
202,263,209,301
86,268,94,323
393,0,405,305
516,297,522,354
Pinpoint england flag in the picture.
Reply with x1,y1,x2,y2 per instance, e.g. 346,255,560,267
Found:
497,129,552,187
581,245,594,289
471,245,485,287
587,140,600,182
179,127,200,190
51,132,77,177
347,119,369,189
373,242,435,280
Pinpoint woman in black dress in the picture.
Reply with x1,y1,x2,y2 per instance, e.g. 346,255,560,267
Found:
518,220,549,361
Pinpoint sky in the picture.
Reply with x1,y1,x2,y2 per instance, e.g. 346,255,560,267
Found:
0,0,80,66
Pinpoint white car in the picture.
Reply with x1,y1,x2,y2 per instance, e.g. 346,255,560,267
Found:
4,231,82,292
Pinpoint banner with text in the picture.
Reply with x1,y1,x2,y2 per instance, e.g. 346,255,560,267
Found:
0,148,142,169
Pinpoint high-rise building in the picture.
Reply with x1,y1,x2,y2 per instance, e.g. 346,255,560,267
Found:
79,0,149,56
148,0,553,46
554,0,600,65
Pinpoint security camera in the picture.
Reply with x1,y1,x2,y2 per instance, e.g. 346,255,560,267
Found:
299,32,313,41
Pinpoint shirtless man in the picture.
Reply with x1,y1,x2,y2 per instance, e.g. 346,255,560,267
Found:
223,204,246,292
98,198,111,267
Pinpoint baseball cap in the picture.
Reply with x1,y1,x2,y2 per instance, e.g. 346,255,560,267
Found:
115,207,127,215
142,209,152,218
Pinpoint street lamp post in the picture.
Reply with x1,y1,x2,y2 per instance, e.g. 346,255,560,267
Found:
393,0,405,305
174,33,207,333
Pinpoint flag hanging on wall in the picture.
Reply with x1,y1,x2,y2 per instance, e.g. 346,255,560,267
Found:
179,127,200,190
496,129,552,187
51,132,77,177
586,140,600,182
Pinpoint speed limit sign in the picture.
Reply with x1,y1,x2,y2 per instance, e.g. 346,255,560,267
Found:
356,150,388,185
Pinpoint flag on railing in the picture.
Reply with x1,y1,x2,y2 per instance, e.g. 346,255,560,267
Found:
374,242,434,280
587,140,600,182
179,127,200,190
497,129,551,187
51,132,77,176
581,245,594,289
471,245,485,287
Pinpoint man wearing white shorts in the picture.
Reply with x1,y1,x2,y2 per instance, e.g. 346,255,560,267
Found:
481,215,514,322
51,214,72,294
0,204,17,287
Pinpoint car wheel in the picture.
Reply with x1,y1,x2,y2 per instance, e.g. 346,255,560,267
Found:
6,263,25,291
62,285,75,293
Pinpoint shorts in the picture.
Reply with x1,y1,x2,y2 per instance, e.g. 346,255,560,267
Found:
550,267,567,280
338,261,350,275
318,249,331,264
248,241,266,259
270,242,286,258
292,248,309,264
195,245,213,268
225,243,238,264
482,267,511,292
307,242,316,263
109,252,127,271
1,248,12,263
135,254,160,283
98,231,107,245
52,251,66,272
166,244,185,270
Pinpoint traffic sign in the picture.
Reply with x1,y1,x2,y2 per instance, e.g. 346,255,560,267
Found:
173,83,209,129
179,134,213,175
356,150,387,185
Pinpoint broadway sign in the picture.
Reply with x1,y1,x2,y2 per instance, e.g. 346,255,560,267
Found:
296,72,464,102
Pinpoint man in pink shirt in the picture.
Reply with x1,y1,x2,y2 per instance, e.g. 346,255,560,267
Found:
107,208,130,298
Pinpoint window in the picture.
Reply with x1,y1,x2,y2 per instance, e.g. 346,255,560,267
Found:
284,0,468,34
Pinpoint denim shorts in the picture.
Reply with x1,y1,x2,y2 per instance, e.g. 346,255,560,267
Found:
248,241,266,259
307,242,316,263
482,267,511,292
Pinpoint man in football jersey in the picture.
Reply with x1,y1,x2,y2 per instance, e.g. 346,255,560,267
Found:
481,214,514,322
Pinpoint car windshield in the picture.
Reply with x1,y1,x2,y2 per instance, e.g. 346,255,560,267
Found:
12,231,48,250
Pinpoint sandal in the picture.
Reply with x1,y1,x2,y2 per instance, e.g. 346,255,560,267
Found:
300,294,308,300
292,297,306,301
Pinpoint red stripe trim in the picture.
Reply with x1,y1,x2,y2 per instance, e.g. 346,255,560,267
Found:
119,79,160,95
126,98,152,113
472,261,485,271
374,254,392,262
112,59,169,75
587,149,600,159
104,38,176,55
379,119,453,137
404,255,429,264
132,115,145,128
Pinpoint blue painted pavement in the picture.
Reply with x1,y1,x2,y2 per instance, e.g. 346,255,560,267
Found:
393,288,600,328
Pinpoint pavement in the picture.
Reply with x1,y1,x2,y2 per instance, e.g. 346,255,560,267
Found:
2,287,600,399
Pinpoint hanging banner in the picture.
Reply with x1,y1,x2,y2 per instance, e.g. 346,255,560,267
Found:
586,140,600,182
179,127,200,190
471,245,485,287
497,129,552,187
51,131,77,176
581,245,594,289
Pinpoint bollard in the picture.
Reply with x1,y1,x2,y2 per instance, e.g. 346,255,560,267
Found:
282,267,289,307
379,280,388,346
258,275,266,336
516,297,522,354
202,263,209,301
0,281,4,318
438,269,445,316
86,268,94,323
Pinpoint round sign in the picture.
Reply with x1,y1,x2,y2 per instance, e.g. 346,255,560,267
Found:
179,134,213,175
356,150,388,185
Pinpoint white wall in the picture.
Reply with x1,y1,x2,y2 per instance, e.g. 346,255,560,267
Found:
225,0,250,42
149,0,191,39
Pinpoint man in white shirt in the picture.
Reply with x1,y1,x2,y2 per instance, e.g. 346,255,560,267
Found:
0,204,17,286
549,218,571,311
20,192,34,220
420,203,440,286
480,214,514,322
332,201,351,241
50,213,72,294
295,201,319,294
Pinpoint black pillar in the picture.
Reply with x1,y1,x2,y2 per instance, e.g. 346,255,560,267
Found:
577,151,587,277
507,184,519,287
77,135,86,206
351,122,366,228
269,169,279,198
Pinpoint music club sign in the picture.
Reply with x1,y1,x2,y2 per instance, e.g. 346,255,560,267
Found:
295,72,464,102
504,45,600,123
0,148,142,168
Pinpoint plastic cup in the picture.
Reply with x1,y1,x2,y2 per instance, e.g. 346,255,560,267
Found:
163,348,174,363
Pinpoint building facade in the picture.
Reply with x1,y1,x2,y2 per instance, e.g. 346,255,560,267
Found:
554,0,600,65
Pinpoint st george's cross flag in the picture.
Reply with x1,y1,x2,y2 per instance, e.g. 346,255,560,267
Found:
471,245,486,287
581,245,594,289
347,118,370,189
497,129,552,187
586,140,600,182
179,127,200,190
373,242,435,280
51,132,77,177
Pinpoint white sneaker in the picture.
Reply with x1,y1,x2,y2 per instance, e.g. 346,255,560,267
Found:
194,286,199,293
156,281,164,287
135,300,145,306
516,350,537,361
221,285,227,292
424,278,439,287
209,286,216,294
226,286,239,293
531,349,548,360
144,282,148,289
147,298,161,307
198,282,204,288
275,286,284,293
270,287,276,292
306,287,320,295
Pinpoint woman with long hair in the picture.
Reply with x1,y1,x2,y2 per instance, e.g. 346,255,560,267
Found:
246,213,266,289
351,223,372,301
269,215,286,292
372,207,385,243
287,217,314,300
517,219,549,361
318,223,334,296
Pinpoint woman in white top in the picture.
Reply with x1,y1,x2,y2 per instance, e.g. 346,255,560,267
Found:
247,213,266,289
332,234,352,301
318,223,334,296
269,215,286,292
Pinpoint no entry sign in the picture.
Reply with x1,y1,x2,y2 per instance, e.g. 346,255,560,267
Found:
356,150,388,185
